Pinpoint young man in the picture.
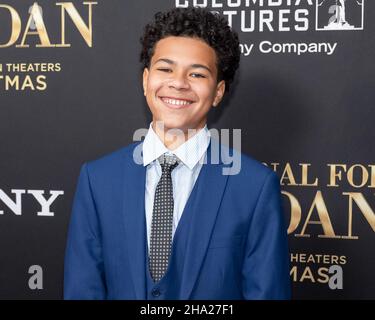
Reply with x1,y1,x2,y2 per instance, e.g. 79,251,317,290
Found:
64,7,291,300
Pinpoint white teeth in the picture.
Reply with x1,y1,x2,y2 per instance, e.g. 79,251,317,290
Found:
162,98,192,106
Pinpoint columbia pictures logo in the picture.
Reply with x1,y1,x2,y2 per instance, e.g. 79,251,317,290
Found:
315,0,365,31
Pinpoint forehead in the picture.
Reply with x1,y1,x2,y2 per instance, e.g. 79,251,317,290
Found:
151,36,217,68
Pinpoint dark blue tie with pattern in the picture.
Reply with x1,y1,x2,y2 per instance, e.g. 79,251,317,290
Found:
149,154,179,282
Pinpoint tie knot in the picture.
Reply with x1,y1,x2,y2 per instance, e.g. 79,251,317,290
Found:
158,154,179,173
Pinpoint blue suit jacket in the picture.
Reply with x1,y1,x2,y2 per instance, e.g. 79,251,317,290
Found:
64,142,291,299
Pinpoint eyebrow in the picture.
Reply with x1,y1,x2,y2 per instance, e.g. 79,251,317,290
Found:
154,58,213,74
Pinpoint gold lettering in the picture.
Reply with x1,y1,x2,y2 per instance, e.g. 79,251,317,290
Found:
56,2,98,48
369,165,375,188
314,254,322,263
21,75,35,90
300,163,318,186
290,266,298,282
17,3,54,48
347,164,368,188
5,76,19,90
342,192,375,239
0,5,21,48
306,255,315,263
300,266,315,282
331,255,339,264
282,191,301,234
280,163,298,186
270,162,279,172
290,253,299,263
295,191,340,238
36,75,47,90
317,268,329,283
327,164,346,187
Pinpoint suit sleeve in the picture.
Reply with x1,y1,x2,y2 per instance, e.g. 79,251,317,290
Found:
64,163,107,299
242,171,291,300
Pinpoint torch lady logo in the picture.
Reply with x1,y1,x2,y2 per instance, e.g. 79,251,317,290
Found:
316,0,365,30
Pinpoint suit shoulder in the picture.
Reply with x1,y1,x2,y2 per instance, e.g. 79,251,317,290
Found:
240,151,274,177
220,144,274,180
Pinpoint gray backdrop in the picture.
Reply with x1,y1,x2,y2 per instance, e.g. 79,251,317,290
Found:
0,0,374,299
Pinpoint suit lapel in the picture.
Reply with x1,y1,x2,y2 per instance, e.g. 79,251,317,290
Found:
180,148,229,299
122,144,147,299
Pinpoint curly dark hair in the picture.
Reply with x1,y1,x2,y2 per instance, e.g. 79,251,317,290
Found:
140,7,240,93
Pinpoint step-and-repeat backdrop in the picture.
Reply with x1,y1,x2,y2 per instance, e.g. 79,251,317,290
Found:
0,0,374,299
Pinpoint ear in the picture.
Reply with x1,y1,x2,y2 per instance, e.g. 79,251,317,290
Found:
212,80,225,107
142,68,149,96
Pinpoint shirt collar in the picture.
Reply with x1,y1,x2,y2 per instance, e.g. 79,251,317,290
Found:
142,123,211,170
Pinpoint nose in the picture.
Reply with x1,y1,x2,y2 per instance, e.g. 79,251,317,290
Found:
168,71,190,90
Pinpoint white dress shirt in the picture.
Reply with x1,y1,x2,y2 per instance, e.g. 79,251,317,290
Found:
142,123,211,252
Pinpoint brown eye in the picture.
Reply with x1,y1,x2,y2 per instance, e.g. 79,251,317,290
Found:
157,68,172,73
191,73,205,78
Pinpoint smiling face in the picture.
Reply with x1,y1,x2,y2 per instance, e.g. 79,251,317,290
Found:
143,36,225,135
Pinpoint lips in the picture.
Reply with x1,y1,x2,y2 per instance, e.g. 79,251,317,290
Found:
159,96,195,109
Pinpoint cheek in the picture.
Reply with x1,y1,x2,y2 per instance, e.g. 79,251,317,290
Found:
146,74,163,93
146,81,158,94
196,86,216,105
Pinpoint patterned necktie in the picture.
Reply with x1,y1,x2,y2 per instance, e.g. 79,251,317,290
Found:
149,154,179,282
